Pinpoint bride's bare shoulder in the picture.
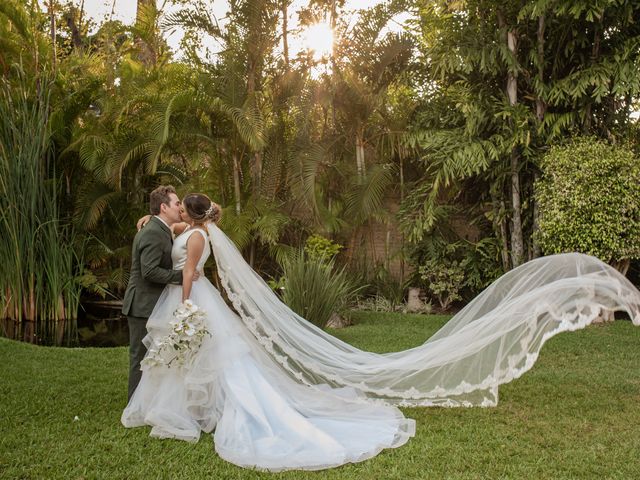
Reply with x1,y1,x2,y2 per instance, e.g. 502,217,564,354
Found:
172,222,190,236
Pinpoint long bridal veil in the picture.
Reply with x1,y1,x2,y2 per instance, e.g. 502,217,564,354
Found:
206,223,640,407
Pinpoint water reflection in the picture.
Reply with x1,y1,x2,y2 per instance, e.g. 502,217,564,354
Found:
77,300,129,347
1,300,130,347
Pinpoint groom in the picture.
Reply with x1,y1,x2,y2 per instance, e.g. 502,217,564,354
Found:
122,185,194,400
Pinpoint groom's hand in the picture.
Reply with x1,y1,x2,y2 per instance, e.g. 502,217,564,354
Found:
192,270,201,282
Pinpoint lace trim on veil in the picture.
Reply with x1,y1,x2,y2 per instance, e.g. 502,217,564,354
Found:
219,269,634,406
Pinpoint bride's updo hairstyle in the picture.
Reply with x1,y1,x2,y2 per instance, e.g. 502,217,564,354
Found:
183,193,221,224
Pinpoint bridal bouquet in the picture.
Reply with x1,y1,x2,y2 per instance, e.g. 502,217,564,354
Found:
142,300,211,369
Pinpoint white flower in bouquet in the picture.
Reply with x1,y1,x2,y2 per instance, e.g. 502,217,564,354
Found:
141,301,211,369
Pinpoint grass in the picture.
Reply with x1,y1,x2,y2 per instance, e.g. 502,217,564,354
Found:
1,312,639,479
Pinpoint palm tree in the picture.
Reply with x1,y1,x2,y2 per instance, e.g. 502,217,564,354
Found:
287,4,415,271
332,4,413,179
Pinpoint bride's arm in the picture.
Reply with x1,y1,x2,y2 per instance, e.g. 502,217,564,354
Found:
136,214,152,231
182,232,206,302
172,222,190,235
135,215,188,234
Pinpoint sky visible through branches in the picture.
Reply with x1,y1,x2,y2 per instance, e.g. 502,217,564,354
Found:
50,0,410,61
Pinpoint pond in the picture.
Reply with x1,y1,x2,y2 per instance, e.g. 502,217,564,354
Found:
1,300,130,347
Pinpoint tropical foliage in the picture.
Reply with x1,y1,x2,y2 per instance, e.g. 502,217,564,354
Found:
404,0,640,272
1,0,640,344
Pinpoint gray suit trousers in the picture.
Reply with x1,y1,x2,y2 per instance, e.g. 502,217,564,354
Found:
127,315,148,400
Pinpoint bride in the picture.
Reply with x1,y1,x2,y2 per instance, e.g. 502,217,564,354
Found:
122,193,640,471
122,193,414,471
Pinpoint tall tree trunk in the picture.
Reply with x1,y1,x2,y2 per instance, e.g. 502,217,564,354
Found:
535,14,546,123
532,13,546,259
531,172,542,259
355,129,365,180
233,152,241,214
48,0,57,73
611,259,631,276
135,0,157,67
64,2,84,50
584,17,602,132
281,0,289,70
399,155,405,282
368,223,378,265
499,200,510,271
506,27,524,268
247,60,256,96
385,227,391,272
252,152,262,195
509,148,524,267
330,0,338,129
249,241,256,268
246,24,262,196
491,188,511,272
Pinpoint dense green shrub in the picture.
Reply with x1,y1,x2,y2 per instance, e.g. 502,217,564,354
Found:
536,138,640,264
410,235,503,310
462,237,504,292
304,234,343,261
418,257,465,311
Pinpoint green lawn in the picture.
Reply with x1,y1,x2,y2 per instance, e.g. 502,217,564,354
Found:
1,312,639,479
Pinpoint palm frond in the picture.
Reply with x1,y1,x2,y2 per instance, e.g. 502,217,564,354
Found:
218,208,254,251
162,8,223,39
345,164,394,224
0,0,32,41
252,209,290,246
74,183,124,230
288,143,327,215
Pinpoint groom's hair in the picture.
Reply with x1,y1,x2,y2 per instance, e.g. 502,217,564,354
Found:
149,185,177,215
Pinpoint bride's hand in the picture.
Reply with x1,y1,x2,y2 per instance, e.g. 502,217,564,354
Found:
137,214,152,230
192,270,201,282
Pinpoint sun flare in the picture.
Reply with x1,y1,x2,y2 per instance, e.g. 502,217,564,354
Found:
302,22,334,61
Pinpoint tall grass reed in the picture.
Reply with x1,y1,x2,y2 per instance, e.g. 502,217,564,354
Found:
0,73,83,345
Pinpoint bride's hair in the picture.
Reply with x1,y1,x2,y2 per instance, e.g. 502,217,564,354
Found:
183,193,221,224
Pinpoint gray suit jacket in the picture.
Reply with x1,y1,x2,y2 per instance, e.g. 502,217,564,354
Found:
122,216,182,318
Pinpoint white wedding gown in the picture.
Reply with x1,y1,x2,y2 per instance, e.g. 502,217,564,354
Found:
123,224,640,471
122,227,415,471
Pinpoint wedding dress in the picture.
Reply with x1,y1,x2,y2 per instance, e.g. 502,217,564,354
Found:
122,223,640,471
122,227,415,471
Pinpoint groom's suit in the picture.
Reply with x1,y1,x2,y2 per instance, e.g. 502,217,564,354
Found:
122,216,182,399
